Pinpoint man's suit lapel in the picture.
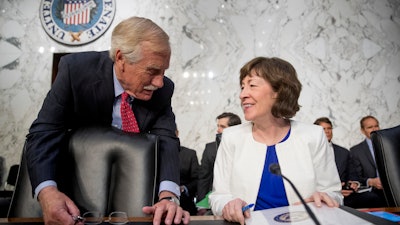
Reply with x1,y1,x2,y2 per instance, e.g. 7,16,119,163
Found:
92,55,115,122
132,102,152,131
362,140,377,172
94,81,114,120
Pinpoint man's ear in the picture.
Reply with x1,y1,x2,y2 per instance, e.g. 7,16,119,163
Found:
115,50,125,71
361,128,367,137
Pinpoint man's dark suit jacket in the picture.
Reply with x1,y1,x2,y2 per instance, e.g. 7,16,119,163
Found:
25,51,180,192
332,143,352,182
350,140,378,186
197,141,218,202
332,143,365,183
347,140,387,207
179,146,199,215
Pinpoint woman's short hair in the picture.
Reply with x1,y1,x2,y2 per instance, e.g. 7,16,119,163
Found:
109,16,170,63
239,57,302,118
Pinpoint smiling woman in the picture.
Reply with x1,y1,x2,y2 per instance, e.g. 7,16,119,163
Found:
209,57,342,225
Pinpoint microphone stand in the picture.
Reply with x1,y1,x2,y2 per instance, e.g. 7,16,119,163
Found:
269,163,321,225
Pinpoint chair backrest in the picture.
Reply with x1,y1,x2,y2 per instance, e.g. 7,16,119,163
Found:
0,156,4,187
371,124,400,207
4,165,20,190
8,126,158,217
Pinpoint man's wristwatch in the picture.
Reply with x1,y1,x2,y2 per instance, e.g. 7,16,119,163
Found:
158,196,180,206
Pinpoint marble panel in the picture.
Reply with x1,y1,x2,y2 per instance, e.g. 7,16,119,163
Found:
0,0,399,181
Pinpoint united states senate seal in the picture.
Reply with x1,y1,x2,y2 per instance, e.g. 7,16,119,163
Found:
40,0,116,46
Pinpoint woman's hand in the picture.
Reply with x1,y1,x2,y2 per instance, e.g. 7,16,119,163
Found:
222,198,251,225
302,192,339,207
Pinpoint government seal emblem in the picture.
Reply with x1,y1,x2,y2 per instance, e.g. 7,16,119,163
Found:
274,211,309,223
40,0,116,46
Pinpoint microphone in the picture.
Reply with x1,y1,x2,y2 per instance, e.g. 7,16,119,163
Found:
269,163,321,225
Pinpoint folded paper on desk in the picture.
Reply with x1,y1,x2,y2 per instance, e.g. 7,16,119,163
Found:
357,186,372,193
246,203,373,225
196,192,211,209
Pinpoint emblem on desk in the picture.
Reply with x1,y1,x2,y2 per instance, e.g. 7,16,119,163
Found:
274,211,309,222
39,0,116,46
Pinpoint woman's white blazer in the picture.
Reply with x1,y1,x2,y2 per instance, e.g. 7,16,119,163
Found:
209,120,343,215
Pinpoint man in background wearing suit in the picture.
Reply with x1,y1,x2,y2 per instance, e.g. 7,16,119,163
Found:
349,115,387,207
25,17,189,225
197,112,241,215
314,117,385,208
176,129,200,215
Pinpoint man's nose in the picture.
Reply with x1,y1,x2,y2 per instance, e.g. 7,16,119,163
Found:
217,127,223,134
152,75,164,88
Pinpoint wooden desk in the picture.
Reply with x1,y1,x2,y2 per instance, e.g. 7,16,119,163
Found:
358,207,400,214
1,208,399,224
341,206,400,224
0,216,230,225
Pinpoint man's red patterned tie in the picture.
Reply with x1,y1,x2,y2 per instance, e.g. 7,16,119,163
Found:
120,92,140,133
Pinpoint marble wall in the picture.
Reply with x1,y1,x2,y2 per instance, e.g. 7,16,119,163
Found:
0,0,399,183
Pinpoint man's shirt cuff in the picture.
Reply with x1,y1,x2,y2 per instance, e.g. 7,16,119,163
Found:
159,180,180,198
34,180,57,200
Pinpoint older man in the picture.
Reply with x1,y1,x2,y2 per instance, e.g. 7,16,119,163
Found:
25,17,189,225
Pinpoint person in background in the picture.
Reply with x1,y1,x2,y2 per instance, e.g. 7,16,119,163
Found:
197,112,241,215
0,156,4,188
176,129,200,215
0,156,9,218
209,57,342,225
313,117,383,208
25,17,189,225
349,115,387,207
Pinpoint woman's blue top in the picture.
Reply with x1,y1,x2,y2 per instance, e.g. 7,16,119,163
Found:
254,129,291,210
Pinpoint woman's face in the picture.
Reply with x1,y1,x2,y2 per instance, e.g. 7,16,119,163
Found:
240,71,278,122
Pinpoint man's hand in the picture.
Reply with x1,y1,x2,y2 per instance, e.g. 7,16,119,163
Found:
38,186,82,225
340,181,360,196
340,182,353,197
197,208,208,215
142,192,190,225
348,181,361,191
341,189,354,197
368,177,383,189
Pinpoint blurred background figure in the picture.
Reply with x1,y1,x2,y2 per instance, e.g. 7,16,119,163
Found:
197,112,241,215
349,116,387,207
177,128,200,215
314,117,384,208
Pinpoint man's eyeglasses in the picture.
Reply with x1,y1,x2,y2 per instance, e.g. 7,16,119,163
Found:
74,211,128,225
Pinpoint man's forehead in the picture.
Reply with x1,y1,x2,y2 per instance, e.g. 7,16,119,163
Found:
363,118,379,127
142,56,170,70
218,118,229,125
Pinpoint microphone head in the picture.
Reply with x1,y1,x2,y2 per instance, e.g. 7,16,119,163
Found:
269,163,281,175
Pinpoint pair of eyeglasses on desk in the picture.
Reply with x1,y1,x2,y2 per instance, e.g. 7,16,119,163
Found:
72,211,128,225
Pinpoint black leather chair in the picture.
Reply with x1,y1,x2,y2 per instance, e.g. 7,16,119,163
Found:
8,126,159,217
371,124,400,207
0,164,19,217
3,164,19,191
